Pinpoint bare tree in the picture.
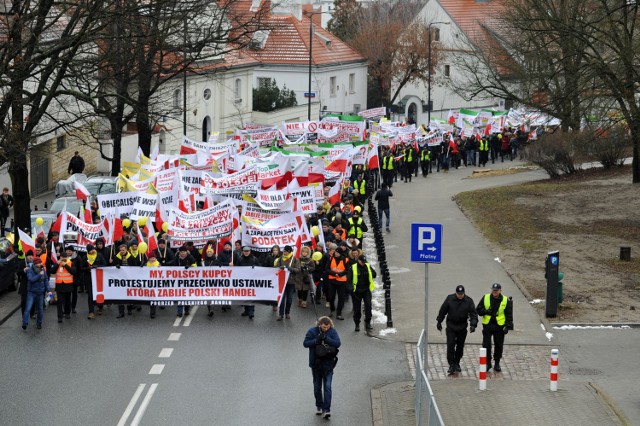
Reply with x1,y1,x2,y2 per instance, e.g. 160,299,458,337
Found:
0,0,110,231
448,0,640,182
70,0,272,175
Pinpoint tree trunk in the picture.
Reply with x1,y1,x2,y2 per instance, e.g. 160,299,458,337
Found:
8,135,31,233
136,96,151,157
110,125,123,177
630,122,640,183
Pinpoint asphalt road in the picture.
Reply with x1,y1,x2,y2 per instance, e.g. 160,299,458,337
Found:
0,302,408,425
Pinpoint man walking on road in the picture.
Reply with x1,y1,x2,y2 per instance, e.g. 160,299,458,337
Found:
436,285,478,374
476,283,513,372
303,316,341,419
374,183,393,232
348,255,377,332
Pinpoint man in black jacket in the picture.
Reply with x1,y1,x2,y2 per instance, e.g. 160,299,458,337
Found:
436,285,478,374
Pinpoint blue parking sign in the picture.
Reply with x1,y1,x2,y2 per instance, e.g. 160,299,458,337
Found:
411,224,443,263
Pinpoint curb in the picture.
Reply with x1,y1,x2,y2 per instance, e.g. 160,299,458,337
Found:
589,382,631,426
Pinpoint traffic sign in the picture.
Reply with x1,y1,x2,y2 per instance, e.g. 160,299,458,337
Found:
411,223,443,263
304,92,316,98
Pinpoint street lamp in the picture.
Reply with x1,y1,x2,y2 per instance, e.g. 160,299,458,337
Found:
427,21,450,125
307,10,331,121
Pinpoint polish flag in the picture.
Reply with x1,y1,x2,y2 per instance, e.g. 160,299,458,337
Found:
147,226,158,255
291,157,309,187
81,204,92,224
367,143,379,170
308,157,325,184
325,148,355,173
327,178,343,206
50,241,58,263
484,123,492,137
18,229,36,257
74,181,91,202
50,213,62,236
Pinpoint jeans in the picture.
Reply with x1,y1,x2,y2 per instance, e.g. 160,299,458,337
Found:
23,292,44,326
176,305,191,315
378,208,390,228
312,366,333,412
279,284,295,316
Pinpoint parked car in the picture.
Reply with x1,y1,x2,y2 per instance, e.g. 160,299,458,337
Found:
49,197,83,216
84,175,118,197
55,173,87,197
0,237,18,293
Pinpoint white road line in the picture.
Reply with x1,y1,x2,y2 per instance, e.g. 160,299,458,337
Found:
158,348,173,358
168,333,181,341
149,364,165,375
130,383,158,426
116,384,146,426
173,315,183,327
182,306,198,326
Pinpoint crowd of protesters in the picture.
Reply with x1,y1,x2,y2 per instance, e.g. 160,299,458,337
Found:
380,126,529,186
5,168,380,331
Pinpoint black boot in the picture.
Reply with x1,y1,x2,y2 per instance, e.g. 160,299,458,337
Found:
354,323,360,332
494,361,501,372
447,365,455,374
365,322,373,331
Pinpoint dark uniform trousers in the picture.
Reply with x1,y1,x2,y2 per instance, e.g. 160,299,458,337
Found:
446,326,468,366
482,323,505,367
352,289,372,325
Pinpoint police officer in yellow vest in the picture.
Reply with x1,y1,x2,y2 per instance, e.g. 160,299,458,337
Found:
420,146,431,177
381,149,395,188
347,208,367,249
347,255,377,332
476,283,513,372
478,137,490,167
353,173,367,206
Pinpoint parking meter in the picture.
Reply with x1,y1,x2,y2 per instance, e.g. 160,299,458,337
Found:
545,250,560,318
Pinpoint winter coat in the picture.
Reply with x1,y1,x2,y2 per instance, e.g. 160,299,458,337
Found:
296,255,315,292
26,266,50,294
436,294,479,332
303,325,341,369
275,255,301,288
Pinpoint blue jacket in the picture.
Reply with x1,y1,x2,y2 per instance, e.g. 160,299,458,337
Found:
26,267,50,294
303,326,341,368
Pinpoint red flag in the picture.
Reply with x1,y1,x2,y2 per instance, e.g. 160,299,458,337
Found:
178,198,189,213
147,229,158,255
113,217,124,243
155,208,165,234
74,181,91,202
50,213,62,234
367,144,379,170
82,205,92,224
328,179,343,206
484,123,492,137
18,229,36,256
326,148,355,173
50,241,58,264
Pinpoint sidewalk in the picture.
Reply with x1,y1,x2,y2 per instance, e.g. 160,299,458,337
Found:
367,161,627,425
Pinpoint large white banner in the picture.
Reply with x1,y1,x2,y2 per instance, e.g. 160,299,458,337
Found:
92,266,289,305
97,192,139,217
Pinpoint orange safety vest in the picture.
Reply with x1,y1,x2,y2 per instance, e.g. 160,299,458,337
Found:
56,260,74,284
328,257,347,282
332,228,346,241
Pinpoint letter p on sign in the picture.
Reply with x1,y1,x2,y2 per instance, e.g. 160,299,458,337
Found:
418,227,436,249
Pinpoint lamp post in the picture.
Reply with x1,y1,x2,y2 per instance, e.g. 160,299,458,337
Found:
427,21,450,125
307,10,330,121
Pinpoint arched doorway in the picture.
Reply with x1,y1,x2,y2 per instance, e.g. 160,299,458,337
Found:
202,116,212,142
407,103,417,125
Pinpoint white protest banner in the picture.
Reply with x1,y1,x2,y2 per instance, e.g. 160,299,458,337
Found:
59,211,101,248
242,213,300,251
254,187,290,210
210,138,239,155
180,136,210,155
179,169,203,197
360,106,386,119
201,166,258,195
91,266,289,305
169,200,234,230
256,155,291,188
288,184,316,213
241,199,294,224
154,168,178,193
130,192,158,221
97,192,139,217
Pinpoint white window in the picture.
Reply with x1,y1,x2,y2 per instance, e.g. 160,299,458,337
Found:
349,73,355,93
257,77,271,88
235,78,241,99
330,76,336,97
444,64,450,77
203,88,212,101
173,88,182,111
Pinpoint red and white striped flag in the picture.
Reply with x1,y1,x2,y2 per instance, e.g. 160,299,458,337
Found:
74,181,91,202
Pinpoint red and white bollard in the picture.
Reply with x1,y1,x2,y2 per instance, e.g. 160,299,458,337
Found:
479,348,487,390
550,348,559,391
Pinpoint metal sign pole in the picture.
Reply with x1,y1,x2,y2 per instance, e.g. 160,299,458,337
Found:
424,262,429,368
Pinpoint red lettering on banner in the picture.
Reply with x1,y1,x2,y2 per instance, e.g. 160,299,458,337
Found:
221,288,257,297
158,289,187,297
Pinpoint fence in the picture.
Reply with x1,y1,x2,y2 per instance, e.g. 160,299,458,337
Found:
415,330,445,426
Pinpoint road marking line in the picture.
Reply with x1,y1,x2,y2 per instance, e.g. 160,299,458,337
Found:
168,333,181,341
173,316,183,327
130,383,158,426
183,306,198,326
158,348,173,358
149,364,165,375
116,384,145,426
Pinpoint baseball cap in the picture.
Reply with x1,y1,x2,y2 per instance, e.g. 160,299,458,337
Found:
456,285,465,294
491,283,502,290
33,258,43,265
